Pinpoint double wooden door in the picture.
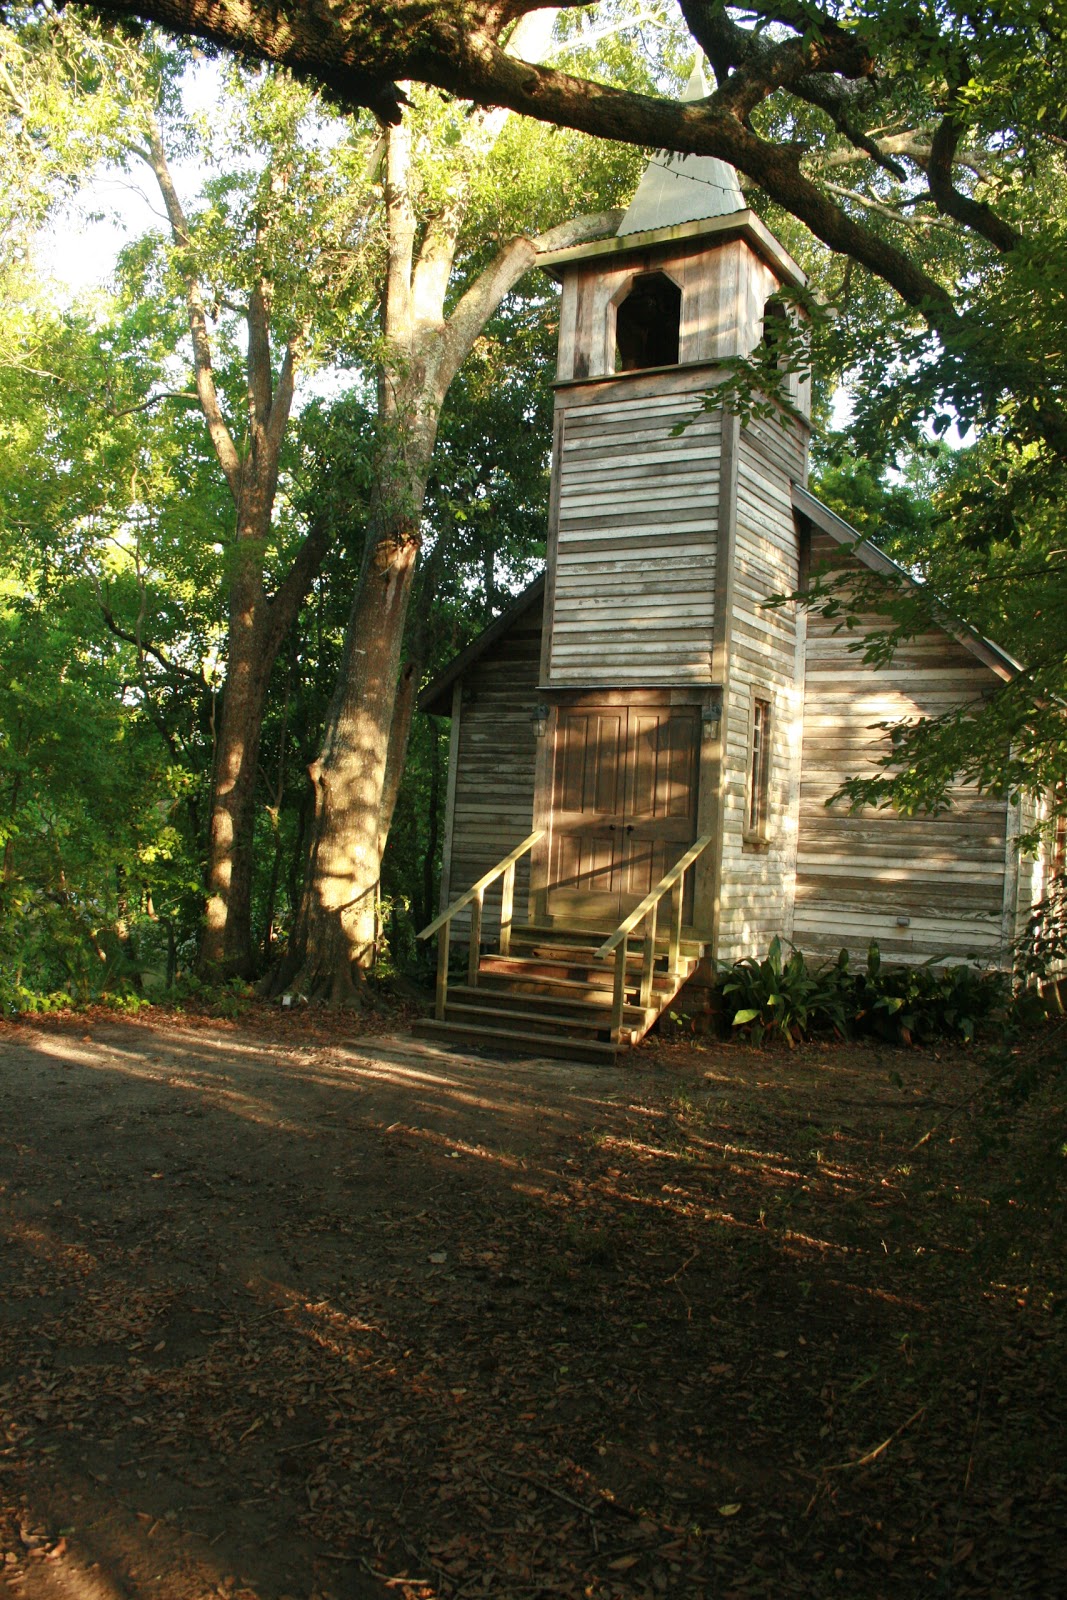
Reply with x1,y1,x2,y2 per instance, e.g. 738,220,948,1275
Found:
546,700,700,926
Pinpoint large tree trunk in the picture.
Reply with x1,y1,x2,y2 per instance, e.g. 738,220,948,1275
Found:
197,477,333,977
199,539,271,976
268,96,620,1002
270,488,423,1002
142,118,324,981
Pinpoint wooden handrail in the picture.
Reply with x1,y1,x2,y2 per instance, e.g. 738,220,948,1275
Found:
595,832,714,1045
418,830,543,941
417,829,543,1021
595,833,714,959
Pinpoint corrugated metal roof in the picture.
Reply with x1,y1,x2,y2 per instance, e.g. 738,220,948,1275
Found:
617,61,745,236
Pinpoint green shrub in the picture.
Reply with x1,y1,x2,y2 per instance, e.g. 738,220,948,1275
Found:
854,943,1010,1045
717,938,1011,1048
719,936,852,1047
0,977,74,1018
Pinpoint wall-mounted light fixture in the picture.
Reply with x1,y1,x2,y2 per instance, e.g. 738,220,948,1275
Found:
532,703,550,739
701,702,723,742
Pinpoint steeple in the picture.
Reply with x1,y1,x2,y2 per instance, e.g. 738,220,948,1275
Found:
616,61,745,236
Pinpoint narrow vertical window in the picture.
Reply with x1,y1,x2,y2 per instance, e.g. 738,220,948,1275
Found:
747,697,771,839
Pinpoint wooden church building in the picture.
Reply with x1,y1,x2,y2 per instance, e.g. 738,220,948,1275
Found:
415,105,1035,1060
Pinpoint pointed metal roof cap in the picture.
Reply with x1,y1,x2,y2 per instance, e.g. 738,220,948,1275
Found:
617,60,745,236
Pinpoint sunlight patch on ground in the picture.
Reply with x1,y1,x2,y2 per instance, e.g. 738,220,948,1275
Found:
2,1217,99,1276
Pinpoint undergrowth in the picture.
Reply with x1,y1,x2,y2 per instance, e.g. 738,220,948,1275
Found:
713,936,1024,1048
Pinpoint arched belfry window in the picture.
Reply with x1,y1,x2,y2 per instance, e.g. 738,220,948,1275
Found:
614,272,682,371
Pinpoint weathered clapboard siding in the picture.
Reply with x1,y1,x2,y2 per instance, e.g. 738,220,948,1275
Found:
557,237,788,381
793,533,1009,963
744,409,810,482
444,596,542,942
715,429,803,959
547,387,721,684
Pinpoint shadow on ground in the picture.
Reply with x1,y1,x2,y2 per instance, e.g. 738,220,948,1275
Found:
0,1015,1062,1599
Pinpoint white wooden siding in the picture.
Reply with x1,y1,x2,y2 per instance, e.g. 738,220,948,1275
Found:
793,533,1009,964
548,392,720,685
716,431,802,959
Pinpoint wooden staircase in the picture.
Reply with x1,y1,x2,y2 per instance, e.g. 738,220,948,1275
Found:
414,830,713,1064
413,924,702,1062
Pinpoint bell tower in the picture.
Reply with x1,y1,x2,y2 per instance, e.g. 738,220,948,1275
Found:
529,67,811,955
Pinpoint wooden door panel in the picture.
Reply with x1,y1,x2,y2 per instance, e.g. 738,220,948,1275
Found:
619,706,699,918
629,711,661,820
547,701,699,925
548,708,626,921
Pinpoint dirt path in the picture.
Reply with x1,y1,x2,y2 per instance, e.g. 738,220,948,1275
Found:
0,1015,1061,1599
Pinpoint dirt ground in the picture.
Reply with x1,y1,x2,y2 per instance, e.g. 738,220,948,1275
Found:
0,1011,1063,1600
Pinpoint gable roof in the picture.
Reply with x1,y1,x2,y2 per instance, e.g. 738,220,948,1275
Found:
791,484,1020,683
417,575,545,716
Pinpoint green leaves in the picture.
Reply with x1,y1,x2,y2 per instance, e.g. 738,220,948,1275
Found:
718,938,1012,1049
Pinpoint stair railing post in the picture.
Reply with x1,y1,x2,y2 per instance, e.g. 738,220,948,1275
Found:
435,919,451,1020
499,861,515,958
669,876,684,977
640,903,658,1010
468,887,484,987
610,942,627,1045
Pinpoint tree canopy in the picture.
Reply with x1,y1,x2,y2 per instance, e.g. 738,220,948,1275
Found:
68,3,1064,418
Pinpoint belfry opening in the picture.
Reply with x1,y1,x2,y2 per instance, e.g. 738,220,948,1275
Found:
614,272,681,371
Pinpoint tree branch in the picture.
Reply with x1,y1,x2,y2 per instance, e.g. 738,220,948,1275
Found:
926,114,1022,254
267,342,297,459
86,1,1066,456
96,597,206,688
262,514,334,663
141,112,243,499
410,13,557,331
822,181,953,229
383,116,416,360
108,388,201,416
246,279,275,437
429,207,622,404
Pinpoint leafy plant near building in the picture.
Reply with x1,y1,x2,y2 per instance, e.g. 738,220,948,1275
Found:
854,945,1011,1045
719,936,852,1047
719,939,1014,1048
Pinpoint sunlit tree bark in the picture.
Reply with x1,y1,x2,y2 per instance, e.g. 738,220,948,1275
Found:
274,92,620,999
141,118,332,977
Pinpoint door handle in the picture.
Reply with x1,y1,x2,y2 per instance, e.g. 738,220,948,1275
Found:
625,824,635,833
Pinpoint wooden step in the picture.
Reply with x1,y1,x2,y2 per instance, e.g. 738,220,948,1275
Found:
510,925,704,961
412,1017,621,1063
478,953,677,990
442,1001,636,1042
447,983,651,1026
472,971,650,1008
